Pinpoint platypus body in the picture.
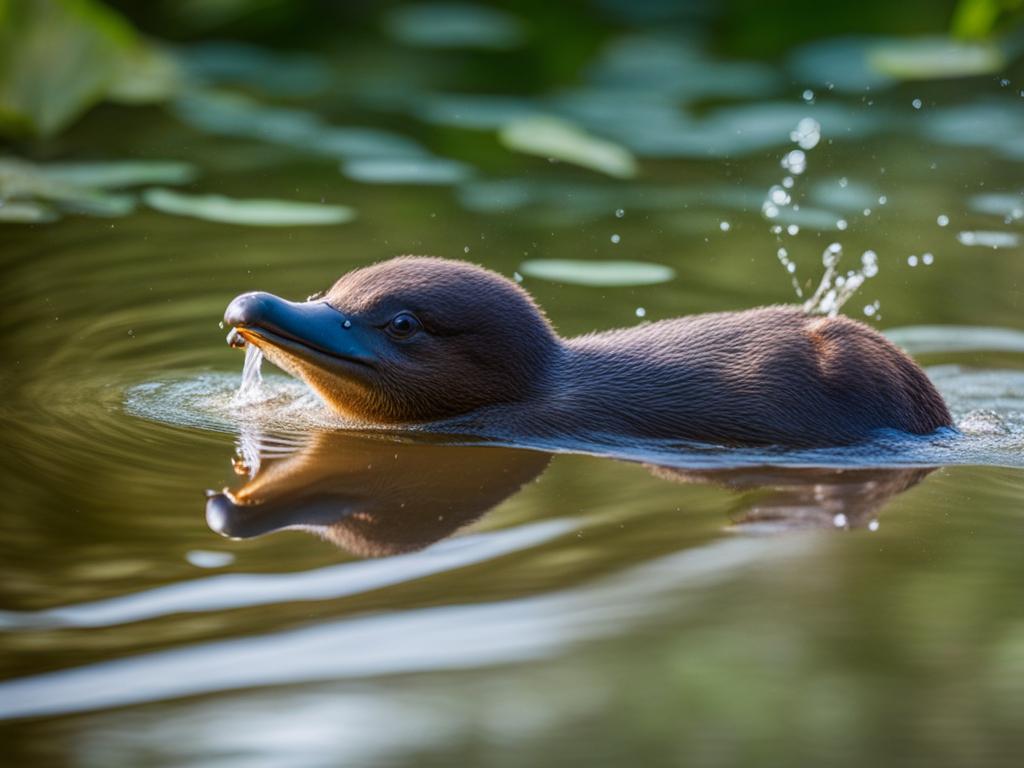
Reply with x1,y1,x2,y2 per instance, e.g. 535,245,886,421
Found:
224,257,952,448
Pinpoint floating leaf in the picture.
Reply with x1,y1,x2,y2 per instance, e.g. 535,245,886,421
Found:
416,93,544,130
519,259,674,286
868,38,1004,79
886,325,1024,354
181,42,330,97
342,156,472,185
956,230,1020,248
0,155,137,217
500,117,637,178
174,91,426,160
143,188,355,226
38,161,198,189
0,200,59,223
969,192,1024,219
385,4,526,49
56,192,135,217
789,37,896,93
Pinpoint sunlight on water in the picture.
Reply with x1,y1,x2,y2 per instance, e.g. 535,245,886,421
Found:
0,535,801,720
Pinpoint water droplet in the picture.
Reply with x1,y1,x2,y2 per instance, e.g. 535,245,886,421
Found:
790,117,821,150
868,519,880,532
802,88,815,102
762,202,780,219
937,214,949,227
185,550,235,569
464,246,471,253
836,218,848,231
615,208,625,218
912,98,922,109
878,195,887,205
922,252,934,265
635,307,646,318
861,250,878,277
770,186,791,206
838,177,848,188
781,149,807,175
907,254,919,267
1000,78,1010,87
787,224,799,236
218,321,225,330
719,221,731,232
610,233,621,244
833,513,848,528
513,271,523,282
864,303,876,316
863,208,872,216
342,319,352,329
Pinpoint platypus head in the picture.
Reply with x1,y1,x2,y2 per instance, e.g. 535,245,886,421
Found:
224,256,559,423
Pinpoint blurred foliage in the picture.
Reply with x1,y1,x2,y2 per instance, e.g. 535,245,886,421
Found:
952,0,1024,38
4,0,1023,141
0,0,179,138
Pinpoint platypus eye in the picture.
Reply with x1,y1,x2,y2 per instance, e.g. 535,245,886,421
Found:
385,312,422,340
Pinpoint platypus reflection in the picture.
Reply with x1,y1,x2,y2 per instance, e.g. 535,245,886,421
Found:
205,432,930,555
206,432,550,557
224,256,952,447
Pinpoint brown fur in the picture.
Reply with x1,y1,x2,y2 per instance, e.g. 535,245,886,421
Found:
236,257,953,448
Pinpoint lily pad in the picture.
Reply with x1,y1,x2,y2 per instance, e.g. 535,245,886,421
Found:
0,200,59,223
181,42,330,97
867,38,1004,79
500,117,637,178
969,192,1024,219
519,259,674,286
142,188,355,226
956,230,1020,249
38,161,198,189
886,326,1024,355
385,4,526,49
342,156,472,185
174,91,427,161
0,156,138,217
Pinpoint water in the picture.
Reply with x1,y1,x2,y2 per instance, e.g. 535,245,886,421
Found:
2,12,1024,767
233,345,265,405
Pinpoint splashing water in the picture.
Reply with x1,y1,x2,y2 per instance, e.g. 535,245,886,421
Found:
765,117,881,316
233,345,265,404
802,244,879,316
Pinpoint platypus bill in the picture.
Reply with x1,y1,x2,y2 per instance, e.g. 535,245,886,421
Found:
223,256,952,448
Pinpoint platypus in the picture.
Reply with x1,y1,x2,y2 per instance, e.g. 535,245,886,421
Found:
223,256,952,447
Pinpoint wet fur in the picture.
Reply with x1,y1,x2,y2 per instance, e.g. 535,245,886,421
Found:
277,257,953,448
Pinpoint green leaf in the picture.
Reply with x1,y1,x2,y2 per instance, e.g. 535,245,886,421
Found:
519,259,674,286
143,188,356,226
0,0,180,138
500,117,637,179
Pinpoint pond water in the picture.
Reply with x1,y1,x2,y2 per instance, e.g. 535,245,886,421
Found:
2,12,1024,767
